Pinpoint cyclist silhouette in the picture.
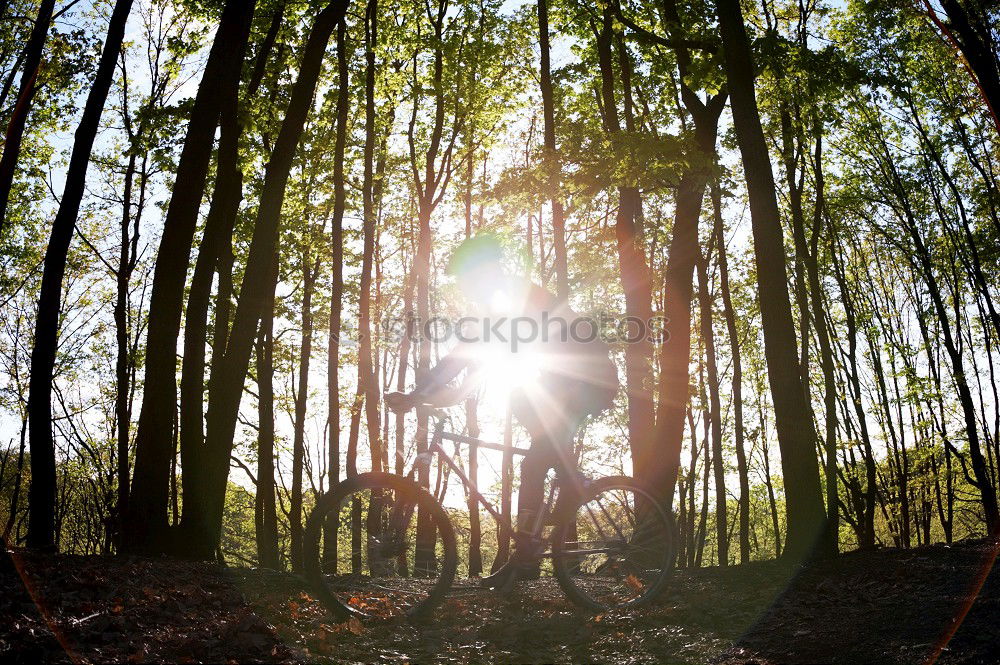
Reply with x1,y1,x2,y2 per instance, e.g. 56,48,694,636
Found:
386,234,619,588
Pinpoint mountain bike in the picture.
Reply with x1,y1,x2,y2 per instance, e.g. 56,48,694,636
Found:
303,407,676,620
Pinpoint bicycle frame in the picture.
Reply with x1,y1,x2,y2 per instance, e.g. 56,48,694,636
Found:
390,409,625,564
403,409,568,549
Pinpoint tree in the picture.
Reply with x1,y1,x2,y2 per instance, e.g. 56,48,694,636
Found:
182,0,352,559
537,0,567,302
126,0,257,555
0,0,54,235
324,14,351,573
715,0,830,561
26,0,135,548
924,0,1000,133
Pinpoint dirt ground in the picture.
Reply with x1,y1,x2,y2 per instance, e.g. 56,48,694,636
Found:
3,538,1000,664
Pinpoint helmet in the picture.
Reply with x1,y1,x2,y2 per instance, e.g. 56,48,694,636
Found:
445,233,504,277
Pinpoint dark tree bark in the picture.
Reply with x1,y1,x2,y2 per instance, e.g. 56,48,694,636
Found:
126,0,256,554
360,0,382,478
178,46,245,535
114,99,138,535
358,0,385,573
928,0,1000,134
594,8,655,463
180,0,351,559
712,183,749,563
696,244,727,566
537,0,567,301
290,243,319,573
254,257,279,569
324,15,351,574
806,129,839,553
0,0,54,235
408,0,459,575
27,0,134,548
178,2,282,531
460,52,483,576
651,91,723,502
616,0,726,508
716,0,830,560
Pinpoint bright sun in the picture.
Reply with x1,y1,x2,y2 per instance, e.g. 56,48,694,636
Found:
478,342,543,395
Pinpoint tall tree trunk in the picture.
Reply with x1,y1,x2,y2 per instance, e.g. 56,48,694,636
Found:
929,0,1000,134
290,247,318,573
114,147,137,537
210,7,284,387
716,0,830,560
460,63,483,577
594,8,655,463
360,0,382,476
712,183,749,563
807,129,839,553
178,4,281,526
778,105,812,386
697,247,727,566
616,0,726,509
410,0,452,575
359,0,387,575
178,46,247,535
126,0,256,554
27,0,134,548
180,0,351,559
254,257,279,569
323,15,351,573
0,0,54,235
537,0,567,301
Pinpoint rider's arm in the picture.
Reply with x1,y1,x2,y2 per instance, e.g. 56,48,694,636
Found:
419,360,486,407
409,341,478,405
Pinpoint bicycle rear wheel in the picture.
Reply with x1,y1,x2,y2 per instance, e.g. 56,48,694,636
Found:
303,472,457,621
551,476,675,612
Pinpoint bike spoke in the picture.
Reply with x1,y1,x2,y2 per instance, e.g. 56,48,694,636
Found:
305,475,457,620
555,481,674,611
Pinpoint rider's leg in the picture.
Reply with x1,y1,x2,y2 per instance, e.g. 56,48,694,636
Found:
479,432,559,588
510,439,560,577
480,388,586,588
510,407,589,576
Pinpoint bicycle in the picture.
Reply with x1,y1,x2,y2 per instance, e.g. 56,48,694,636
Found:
303,406,676,621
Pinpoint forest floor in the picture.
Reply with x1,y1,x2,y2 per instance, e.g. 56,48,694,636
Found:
3,538,1000,664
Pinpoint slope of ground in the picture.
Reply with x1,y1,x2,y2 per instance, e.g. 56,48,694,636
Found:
2,538,999,664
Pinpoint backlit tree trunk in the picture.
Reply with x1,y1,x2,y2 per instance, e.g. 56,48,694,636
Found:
180,0,351,559
716,0,830,560
27,0,134,548
127,0,256,554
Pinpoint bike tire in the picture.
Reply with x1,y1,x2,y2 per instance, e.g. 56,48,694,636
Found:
303,472,458,621
551,475,676,612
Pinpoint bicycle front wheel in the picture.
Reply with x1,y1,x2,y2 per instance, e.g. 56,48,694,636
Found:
551,476,676,612
303,472,457,621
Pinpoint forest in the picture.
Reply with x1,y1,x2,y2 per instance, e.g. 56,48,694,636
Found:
2,0,1000,662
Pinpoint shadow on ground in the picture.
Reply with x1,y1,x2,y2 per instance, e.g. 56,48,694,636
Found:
2,539,998,663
